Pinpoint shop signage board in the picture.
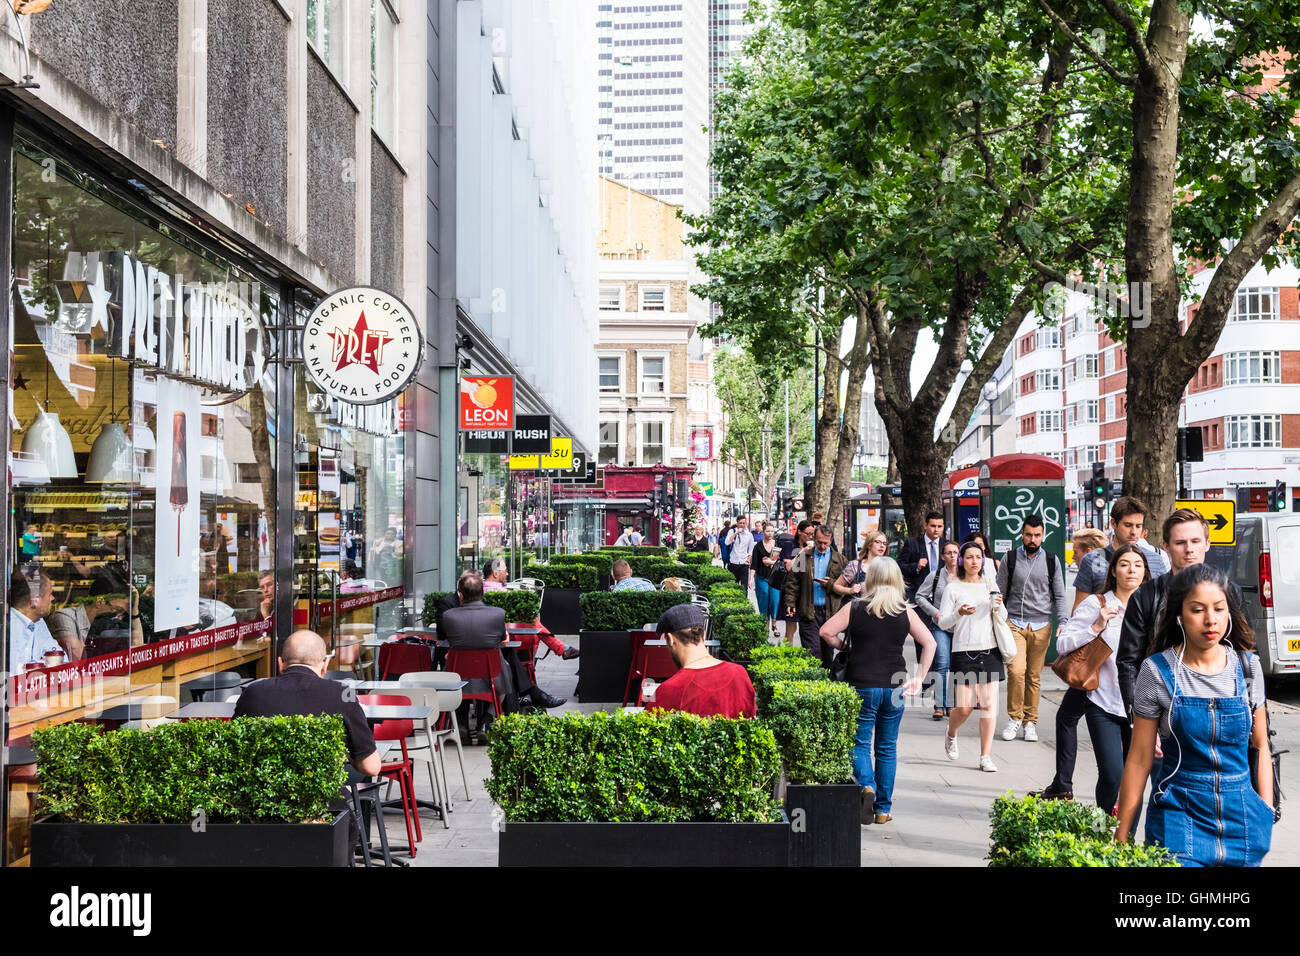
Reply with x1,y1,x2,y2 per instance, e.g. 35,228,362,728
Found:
698,481,715,497
302,287,423,405
539,436,573,471
513,414,553,454
460,376,515,429
1174,499,1236,545
464,429,511,454
101,252,270,399
554,452,587,481
509,454,539,470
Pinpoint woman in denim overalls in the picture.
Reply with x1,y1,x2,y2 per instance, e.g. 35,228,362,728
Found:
1115,565,1274,866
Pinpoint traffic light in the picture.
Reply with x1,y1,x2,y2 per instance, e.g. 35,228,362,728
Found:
802,474,813,510
1269,480,1287,512
675,478,688,506
653,473,667,512
1091,461,1106,499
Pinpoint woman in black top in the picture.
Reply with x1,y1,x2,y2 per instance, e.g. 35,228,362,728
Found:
820,557,936,826
751,523,781,638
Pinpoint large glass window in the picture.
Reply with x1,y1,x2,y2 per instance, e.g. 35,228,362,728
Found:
599,421,620,463
370,0,397,145
1226,414,1282,449
5,141,280,866
1231,288,1278,322
308,0,350,81
641,421,665,464
1225,350,1281,385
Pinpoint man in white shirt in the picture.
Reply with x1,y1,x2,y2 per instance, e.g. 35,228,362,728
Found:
725,516,756,591
8,570,60,673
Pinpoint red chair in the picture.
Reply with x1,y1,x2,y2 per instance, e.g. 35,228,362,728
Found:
378,641,434,681
637,643,680,705
621,630,654,707
445,648,504,717
506,630,540,685
357,694,422,857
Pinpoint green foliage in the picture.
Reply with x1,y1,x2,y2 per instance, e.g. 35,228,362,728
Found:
987,793,1179,868
550,552,613,579
599,544,671,556
524,562,598,590
714,346,815,492
695,566,739,589
762,680,861,785
578,590,692,631
486,711,782,823
677,552,715,566
749,656,829,710
31,717,347,824
717,613,769,661
623,556,686,584
423,589,541,625
749,643,817,664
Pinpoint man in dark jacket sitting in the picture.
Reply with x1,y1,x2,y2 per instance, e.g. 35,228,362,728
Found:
440,570,564,738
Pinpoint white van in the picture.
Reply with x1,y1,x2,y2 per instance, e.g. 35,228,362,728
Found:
1206,513,1300,678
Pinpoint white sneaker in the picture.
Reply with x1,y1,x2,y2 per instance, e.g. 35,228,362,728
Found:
980,755,998,772
944,735,959,761
1000,720,1022,741
1023,722,1039,742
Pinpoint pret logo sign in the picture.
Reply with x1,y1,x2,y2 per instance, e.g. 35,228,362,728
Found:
460,376,515,429
302,287,422,405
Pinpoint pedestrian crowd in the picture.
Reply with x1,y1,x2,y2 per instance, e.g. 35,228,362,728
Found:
713,495,1275,867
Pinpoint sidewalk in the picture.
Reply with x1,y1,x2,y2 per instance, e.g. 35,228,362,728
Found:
392,639,1300,867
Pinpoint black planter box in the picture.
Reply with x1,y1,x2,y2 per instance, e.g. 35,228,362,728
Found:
31,812,351,867
574,629,636,703
540,588,584,637
784,783,862,867
499,815,790,867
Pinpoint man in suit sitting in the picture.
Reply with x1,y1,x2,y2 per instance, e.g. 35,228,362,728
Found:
898,511,950,601
440,570,564,739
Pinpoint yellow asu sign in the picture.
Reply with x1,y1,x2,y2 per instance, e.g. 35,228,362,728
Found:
1174,499,1236,546
539,437,572,471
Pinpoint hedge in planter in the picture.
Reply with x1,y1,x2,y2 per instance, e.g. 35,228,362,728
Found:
578,590,692,631
486,710,782,822
749,656,830,709
523,562,599,590
750,644,818,664
599,544,671,556
760,680,860,785
716,613,769,661
676,551,714,566
987,793,1178,867
31,716,347,824
550,552,613,579
695,565,739,589
423,589,542,626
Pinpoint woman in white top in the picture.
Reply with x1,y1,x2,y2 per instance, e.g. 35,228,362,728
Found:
937,541,1007,772
1053,543,1149,812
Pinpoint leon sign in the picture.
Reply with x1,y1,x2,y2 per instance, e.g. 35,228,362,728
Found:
460,376,515,429
302,287,422,405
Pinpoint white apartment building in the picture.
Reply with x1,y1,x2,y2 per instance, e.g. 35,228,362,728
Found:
596,0,710,215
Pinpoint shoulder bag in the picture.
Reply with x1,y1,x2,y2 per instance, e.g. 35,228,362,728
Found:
1050,599,1115,691
829,601,855,682
987,584,1018,663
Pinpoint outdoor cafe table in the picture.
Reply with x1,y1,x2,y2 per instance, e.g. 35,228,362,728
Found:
181,671,247,702
93,702,180,725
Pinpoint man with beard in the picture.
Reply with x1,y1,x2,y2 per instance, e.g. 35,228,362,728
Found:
995,514,1068,743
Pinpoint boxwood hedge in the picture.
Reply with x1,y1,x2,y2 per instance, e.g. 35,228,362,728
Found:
423,588,542,625
578,590,693,630
486,710,782,822
987,793,1179,867
761,680,861,785
523,562,599,590
31,716,348,824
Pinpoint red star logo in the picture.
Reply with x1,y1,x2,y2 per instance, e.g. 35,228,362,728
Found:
329,311,393,374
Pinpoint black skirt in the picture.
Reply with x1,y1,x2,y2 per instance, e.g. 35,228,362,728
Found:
950,647,1005,679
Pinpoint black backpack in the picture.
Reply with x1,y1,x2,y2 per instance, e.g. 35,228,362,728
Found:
1003,547,1059,605
1239,650,1286,823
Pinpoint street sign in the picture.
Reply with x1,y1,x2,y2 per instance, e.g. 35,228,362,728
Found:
539,436,573,471
1175,499,1236,545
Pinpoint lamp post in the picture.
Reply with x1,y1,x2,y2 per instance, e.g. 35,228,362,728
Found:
760,425,772,510
982,380,999,459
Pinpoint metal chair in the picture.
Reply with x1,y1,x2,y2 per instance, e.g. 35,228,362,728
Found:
637,643,680,705
395,674,453,829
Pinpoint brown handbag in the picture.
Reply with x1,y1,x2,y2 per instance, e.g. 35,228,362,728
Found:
1050,634,1113,691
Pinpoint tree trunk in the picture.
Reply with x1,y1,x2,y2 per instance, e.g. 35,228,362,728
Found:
828,317,870,547
810,338,841,519
886,446,899,485
1119,2,1188,533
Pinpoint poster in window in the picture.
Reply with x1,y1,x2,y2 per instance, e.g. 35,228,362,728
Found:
154,377,201,630
318,512,341,573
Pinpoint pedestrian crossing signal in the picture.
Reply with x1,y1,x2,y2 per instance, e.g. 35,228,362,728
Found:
1269,480,1287,512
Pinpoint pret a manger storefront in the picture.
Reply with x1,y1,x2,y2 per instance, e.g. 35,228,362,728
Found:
2,135,414,866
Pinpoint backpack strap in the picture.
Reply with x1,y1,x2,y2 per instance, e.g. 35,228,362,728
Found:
930,566,942,604
1005,547,1017,588
1046,549,1058,605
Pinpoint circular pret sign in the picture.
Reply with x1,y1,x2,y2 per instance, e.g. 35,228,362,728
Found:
302,287,422,405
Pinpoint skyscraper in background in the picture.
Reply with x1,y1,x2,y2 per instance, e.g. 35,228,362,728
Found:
708,0,755,198
596,1,709,215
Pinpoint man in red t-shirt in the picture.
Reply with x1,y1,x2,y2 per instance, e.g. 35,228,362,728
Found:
649,604,756,719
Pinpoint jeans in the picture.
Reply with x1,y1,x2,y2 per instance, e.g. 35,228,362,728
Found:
852,686,906,814
1084,702,1132,812
924,622,952,710
1050,687,1090,792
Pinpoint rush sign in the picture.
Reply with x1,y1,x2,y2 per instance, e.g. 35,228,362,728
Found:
459,376,515,429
